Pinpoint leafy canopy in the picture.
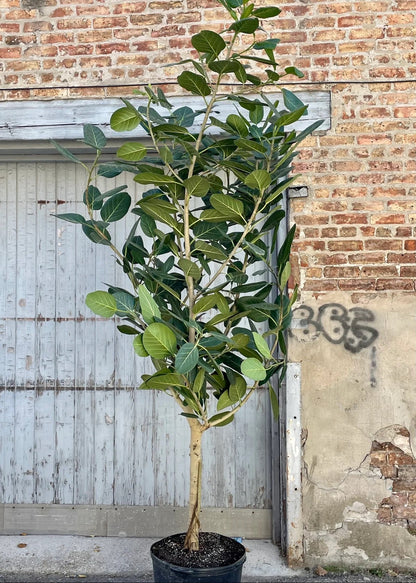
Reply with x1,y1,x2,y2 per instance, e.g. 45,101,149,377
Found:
56,0,321,429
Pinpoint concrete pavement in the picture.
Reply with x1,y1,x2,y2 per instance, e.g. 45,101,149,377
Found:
0,535,415,582
0,535,301,582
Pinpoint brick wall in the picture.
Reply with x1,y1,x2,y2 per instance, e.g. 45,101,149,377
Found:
1,0,416,294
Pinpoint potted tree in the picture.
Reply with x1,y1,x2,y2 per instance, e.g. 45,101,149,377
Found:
54,0,320,580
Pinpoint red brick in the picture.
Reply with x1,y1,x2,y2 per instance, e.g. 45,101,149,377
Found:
303,280,338,292
320,253,348,265
113,2,146,14
377,506,393,523
333,213,368,225
295,215,329,226
324,266,361,278
362,265,398,277
339,278,376,291
366,240,403,251
93,17,129,28
371,214,405,225
387,252,416,263
328,240,364,252
348,252,386,264
376,279,415,290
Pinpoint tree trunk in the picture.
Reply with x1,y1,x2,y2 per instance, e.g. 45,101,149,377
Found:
184,419,203,551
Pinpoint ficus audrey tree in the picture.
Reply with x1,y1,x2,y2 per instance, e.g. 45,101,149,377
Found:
55,0,321,552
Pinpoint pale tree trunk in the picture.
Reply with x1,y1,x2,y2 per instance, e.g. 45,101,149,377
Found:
184,419,203,551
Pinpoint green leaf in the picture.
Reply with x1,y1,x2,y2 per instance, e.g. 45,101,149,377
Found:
263,208,285,232
226,114,248,137
193,241,227,261
252,6,281,18
252,332,272,359
159,145,173,164
84,185,103,210
192,30,226,57
175,343,199,374
281,88,305,112
178,258,202,281
199,208,230,223
269,384,279,420
117,142,147,161
241,358,267,381
83,124,107,150
142,323,177,358
208,60,240,75
110,106,141,132
100,192,131,222
229,374,247,401
138,284,161,324
277,223,296,269
138,197,178,216
194,294,217,315
235,138,267,154
82,221,111,245
264,175,298,206
52,141,83,164
53,213,86,225
280,261,291,290
85,291,117,318
193,368,205,395
210,193,244,223
177,71,211,96
245,169,271,191
112,290,135,315
143,372,185,390
133,334,149,357
229,17,259,33
217,391,233,411
184,176,210,198
284,66,304,79
253,39,280,50
171,106,198,127
208,412,234,427
134,172,180,186
117,325,139,335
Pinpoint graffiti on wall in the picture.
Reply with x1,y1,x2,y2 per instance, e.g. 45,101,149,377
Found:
290,303,379,354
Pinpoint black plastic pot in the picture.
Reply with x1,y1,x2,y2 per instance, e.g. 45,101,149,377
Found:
150,533,246,583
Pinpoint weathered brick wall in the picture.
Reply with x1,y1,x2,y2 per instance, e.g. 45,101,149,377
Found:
2,0,415,294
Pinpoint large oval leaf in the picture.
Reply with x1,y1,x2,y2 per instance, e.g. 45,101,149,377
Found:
110,107,140,132
210,193,244,223
138,284,161,324
177,71,211,97
252,332,272,359
117,142,147,161
100,192,131,222
192,30,226,57
175,343,199,374
183,176,210,198
133,334,149,357
178,258,202,281
245,169,271,192
85,291,117,318
142,372,185,390
241,358,267,381
83,124,107,150
142,323,177,358
252,6,281,18
229,17,259,34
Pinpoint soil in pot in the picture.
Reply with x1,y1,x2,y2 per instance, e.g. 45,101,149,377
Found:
151,532,245,569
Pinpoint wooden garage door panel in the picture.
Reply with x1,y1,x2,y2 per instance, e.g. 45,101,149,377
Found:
0,161,272,512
